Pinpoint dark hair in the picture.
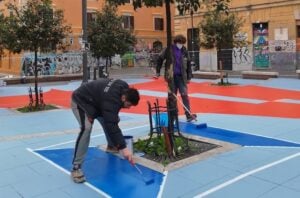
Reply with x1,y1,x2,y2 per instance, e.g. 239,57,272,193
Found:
173,34,186,44
124,88,140,106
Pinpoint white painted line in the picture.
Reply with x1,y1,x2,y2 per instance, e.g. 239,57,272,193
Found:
139,90,167,98
190,93,267,104
36,133,105,150
35,124,149,150
157,171,168,198
194,151,300,198
27,148,111,198
274,99,300,104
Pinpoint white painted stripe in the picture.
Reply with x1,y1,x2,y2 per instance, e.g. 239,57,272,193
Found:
157,171,168,198
27,148,111,198
139,90,167,97
36,133,105,150
190,93,267,104
35,124,149,150
274,99,300,104
139,90,268,104
194,151,300,198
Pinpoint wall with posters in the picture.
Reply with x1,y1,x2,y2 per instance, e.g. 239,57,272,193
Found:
269,40,296,71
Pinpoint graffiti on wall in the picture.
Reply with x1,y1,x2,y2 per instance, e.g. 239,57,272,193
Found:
269,40,296,53
232,46,252,65
269,40,296,70
21,52,121,76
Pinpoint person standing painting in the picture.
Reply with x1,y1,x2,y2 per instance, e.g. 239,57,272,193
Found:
155,34,197,122
70,78,140,183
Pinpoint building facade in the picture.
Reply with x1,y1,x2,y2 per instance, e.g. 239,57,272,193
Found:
0,0,173,75
174,0,300,72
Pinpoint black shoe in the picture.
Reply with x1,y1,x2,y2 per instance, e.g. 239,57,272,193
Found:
186,114,197,122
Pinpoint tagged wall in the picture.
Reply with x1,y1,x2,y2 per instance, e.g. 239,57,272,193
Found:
269,40,296,71
232,46,253,71
21,52,122,76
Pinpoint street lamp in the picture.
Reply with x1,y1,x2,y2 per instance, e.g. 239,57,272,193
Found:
190,10,195,70
82,0,88,83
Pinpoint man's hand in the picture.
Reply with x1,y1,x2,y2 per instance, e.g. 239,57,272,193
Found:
120,147,134,165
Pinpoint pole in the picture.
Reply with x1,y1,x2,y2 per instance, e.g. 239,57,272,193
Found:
82,0,88,83
190,10,195,70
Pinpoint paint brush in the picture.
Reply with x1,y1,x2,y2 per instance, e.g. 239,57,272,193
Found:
133,164,154,185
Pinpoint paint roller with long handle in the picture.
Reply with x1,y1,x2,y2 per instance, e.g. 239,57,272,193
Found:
172,93,197,121
172,93,208,128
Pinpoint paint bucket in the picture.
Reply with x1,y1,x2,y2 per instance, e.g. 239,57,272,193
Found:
124,135,133,153
153,112,169,127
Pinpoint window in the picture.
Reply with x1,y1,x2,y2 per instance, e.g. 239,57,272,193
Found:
87,12,97,24
122,15,134,30
297,26,300,38
154,17,164,31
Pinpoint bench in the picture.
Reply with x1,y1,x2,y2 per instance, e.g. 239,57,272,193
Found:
192,71,221,79
297,70,300,78
242,71,279,80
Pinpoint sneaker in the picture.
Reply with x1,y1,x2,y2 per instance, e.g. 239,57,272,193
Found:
71,167,86,183
186,114,197,122
106,145,119,153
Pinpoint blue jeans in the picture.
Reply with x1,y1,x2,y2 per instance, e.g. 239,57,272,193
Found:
172,75,191,117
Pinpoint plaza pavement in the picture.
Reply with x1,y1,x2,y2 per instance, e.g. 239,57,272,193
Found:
1,67,300,198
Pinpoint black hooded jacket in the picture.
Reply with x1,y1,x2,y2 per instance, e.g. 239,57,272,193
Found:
72,78,129,149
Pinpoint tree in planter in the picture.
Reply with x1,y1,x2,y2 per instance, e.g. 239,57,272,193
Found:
107,0,203,157
87,4,136,77
200,0,245,84
3,0,71,109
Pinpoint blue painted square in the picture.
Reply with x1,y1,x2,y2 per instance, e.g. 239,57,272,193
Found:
35,147,164,198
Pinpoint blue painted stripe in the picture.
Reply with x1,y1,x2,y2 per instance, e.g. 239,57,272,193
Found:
180,122,300,147
35,147,164,197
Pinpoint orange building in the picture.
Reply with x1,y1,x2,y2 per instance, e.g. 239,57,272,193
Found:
174,0,300,72
0,0,174,75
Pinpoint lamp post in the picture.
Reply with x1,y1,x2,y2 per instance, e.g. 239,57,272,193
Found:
190,10,195,70
82,0,88,83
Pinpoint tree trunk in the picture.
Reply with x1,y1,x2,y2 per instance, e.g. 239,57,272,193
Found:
218,48,224,85
105,57,109,75
165,0,174,94
164,0,176,154
34,50,39,107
